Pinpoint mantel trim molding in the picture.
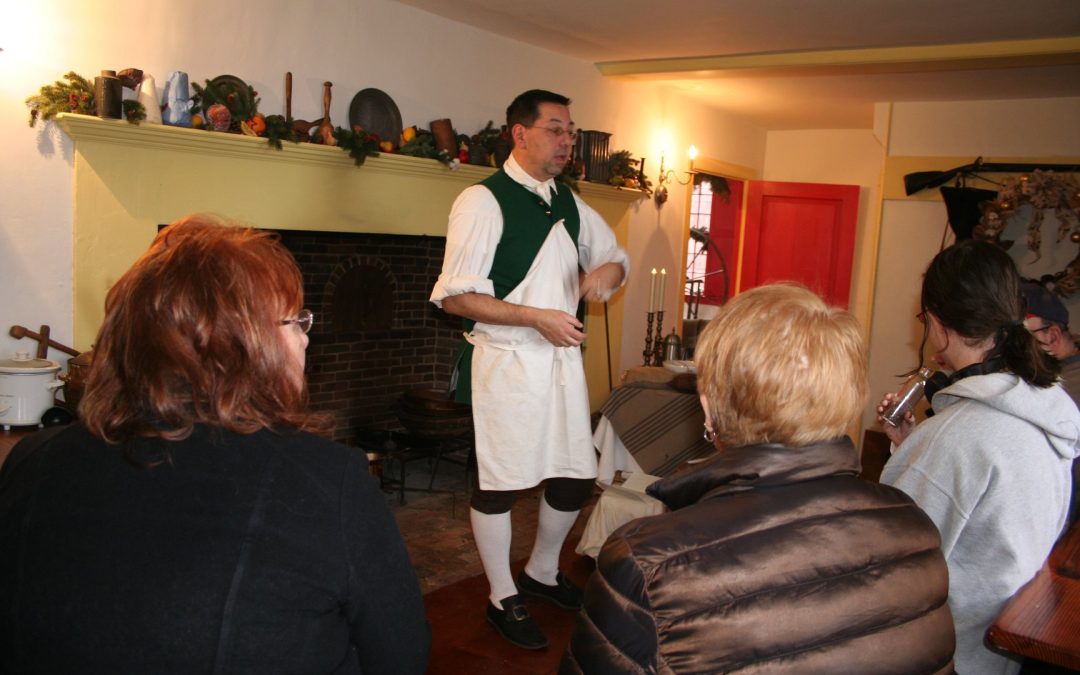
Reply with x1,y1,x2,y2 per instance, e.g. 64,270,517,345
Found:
55,113,645,202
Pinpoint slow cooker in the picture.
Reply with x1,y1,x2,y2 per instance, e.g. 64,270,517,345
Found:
0,350,63,429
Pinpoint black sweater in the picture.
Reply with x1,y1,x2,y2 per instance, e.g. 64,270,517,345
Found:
0,423,430,674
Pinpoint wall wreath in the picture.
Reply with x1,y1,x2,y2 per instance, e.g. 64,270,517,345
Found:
975,170,1080,296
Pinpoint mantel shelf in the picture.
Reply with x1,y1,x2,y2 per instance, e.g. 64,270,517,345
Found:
54,113,645,206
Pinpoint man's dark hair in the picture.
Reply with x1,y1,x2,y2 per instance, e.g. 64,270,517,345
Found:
506,89,571,130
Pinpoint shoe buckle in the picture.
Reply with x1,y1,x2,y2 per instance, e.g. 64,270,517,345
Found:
510,604,530,622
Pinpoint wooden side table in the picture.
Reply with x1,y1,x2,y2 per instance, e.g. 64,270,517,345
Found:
986,521,1080,669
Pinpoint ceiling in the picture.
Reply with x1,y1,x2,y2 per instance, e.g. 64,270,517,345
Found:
391,0,1080,129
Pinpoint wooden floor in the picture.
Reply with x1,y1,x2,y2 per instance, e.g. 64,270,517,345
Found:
424,541,595,675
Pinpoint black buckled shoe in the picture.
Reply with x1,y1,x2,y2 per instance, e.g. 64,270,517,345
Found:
517,570,583,610
486,595,548,650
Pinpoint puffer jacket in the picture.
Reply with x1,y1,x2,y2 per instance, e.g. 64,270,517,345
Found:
561,438,955,674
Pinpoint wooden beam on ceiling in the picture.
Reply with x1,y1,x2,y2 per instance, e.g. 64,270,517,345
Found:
596,37,1080,79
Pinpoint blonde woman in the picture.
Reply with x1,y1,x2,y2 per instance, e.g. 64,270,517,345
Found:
562,284,954,674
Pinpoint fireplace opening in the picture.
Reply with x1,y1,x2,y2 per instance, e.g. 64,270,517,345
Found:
277,230,461,446
331,259,395,332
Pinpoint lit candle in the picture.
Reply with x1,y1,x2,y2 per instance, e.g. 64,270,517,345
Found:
688,145,698,173
659,268,667,313
649,268,657,313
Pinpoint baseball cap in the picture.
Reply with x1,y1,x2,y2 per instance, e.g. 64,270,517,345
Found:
1021,281,1069,326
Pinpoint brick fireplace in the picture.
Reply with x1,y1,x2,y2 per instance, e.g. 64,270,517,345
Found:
278,230,461,446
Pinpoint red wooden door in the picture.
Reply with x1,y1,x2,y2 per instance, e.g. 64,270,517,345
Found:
740,181,860,308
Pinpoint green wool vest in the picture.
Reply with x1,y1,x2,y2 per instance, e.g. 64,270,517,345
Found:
453,170,581,403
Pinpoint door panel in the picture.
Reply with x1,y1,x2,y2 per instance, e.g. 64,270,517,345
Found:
703,179,743,303
741,181,860,308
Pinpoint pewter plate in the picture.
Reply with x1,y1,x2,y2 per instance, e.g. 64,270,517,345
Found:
348,88,403,147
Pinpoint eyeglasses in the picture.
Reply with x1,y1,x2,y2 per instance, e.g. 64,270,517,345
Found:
526,126,578,143
281,308,314,334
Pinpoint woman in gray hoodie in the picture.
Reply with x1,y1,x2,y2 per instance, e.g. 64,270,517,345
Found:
879,240,1080,675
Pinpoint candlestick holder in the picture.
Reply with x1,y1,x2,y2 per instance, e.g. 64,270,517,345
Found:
643,311,655,365
652,310,665,365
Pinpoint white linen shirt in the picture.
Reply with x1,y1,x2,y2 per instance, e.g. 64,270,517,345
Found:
429,155,629,308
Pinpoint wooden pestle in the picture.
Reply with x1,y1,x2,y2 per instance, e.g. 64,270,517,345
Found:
318,82,335,146
9,325,80,357
36,325,50,359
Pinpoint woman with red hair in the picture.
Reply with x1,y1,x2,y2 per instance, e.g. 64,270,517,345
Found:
0,214,429,674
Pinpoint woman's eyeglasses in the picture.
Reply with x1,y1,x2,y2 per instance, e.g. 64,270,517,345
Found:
281,308,315,334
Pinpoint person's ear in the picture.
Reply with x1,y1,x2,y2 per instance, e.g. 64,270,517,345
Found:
511,123,528,149
699,393,713,431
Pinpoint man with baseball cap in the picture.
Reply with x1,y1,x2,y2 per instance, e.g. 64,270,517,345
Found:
1021,281,1080,405
1022,280,1080,527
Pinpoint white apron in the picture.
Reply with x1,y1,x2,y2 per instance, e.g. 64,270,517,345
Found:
467,220,597,491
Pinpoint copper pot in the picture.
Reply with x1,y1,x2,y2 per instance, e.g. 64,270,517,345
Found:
60,349,94,411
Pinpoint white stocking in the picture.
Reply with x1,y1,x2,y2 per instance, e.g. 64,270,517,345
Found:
524,497,579,586
470,508,516,608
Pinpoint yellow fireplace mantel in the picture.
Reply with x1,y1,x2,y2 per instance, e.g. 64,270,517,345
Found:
55,113,641,409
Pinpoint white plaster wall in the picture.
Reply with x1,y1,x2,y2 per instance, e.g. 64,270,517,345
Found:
0,0,766,379
890,98,1080,157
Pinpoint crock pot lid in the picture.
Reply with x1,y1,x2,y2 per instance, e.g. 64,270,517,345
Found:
0,356,61,372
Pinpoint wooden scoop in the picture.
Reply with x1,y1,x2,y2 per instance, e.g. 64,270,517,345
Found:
287,72,323,142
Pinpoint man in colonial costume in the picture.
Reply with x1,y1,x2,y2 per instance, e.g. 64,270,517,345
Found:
430,89,628,649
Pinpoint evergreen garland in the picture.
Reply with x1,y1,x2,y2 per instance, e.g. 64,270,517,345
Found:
607,150,650,192
332,126,381,166
694,173,731,202
263,114,298,150
398,128,439,159
26,72,95,126
123,99,147,124
191,79,259,132
26,71,147,127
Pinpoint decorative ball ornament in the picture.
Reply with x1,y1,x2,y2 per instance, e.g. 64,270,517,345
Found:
206,103,231,132
1071,231,1080,243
